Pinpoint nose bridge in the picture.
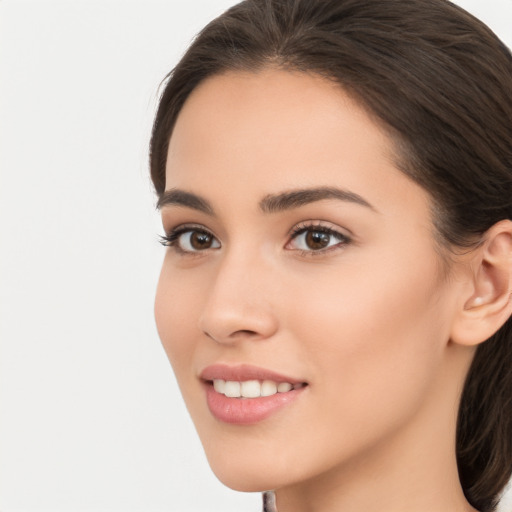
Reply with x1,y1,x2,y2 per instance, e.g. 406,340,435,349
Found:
199,244,278,343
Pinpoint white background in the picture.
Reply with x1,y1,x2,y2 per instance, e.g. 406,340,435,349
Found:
0,1,511,511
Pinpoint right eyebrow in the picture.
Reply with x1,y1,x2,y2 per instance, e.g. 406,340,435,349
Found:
157,189,215,216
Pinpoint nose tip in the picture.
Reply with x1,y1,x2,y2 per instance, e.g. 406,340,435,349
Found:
199,305,278,345
198,272,280,344
197,249,279,345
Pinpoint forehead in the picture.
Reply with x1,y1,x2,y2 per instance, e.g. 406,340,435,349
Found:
165,68,428,218
167,68,391,164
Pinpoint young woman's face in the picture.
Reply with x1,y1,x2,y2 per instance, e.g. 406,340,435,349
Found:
155,69,467,493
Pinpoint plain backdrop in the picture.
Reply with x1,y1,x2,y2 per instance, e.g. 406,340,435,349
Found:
0,1,511,511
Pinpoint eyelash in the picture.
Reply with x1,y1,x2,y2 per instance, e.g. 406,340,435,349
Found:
159,225,217,255
159,222,352,256
287,223,352,256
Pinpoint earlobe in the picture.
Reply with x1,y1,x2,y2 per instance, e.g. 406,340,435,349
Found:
451,220,512,347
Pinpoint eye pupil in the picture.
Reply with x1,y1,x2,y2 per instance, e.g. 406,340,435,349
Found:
306,230,330,249
191,231,213,250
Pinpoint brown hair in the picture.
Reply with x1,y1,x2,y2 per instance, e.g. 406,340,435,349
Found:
149,1,512,510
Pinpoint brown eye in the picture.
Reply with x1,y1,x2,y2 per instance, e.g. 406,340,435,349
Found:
177,229,221,252
189,231,214,250
305,230,331,250
287,226,350,253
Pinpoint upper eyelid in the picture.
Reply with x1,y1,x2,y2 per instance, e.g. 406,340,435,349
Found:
164,222,217,237
160,225,221,253
288,220,353,238
288,225,351,245
165,221,348,235
291,230,350,246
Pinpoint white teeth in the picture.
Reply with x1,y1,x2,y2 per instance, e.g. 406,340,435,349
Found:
212,379,300,398
213,379,225,393
224,381,241,398
241,380,261,398
261,380,278,397
277,382,293,393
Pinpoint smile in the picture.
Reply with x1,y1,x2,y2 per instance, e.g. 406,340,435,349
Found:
200,364,308,424
213,379,305,398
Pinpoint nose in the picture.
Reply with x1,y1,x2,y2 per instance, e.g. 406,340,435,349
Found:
198,251,279,345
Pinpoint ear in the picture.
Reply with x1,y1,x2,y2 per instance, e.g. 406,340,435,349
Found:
450,219,512,347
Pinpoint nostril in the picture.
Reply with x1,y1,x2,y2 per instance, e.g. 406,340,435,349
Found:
227,329,266,342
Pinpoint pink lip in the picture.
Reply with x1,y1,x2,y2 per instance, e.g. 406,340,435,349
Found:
200,363,304,384
200,364,307,425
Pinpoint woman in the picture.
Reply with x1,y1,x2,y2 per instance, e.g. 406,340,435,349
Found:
150,1,512,511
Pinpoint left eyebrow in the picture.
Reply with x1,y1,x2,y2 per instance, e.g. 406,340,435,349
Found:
259,187,377,213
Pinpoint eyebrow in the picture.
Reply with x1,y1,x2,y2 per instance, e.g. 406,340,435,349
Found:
157,186,375,214
157,189,215,215
259,187,376,213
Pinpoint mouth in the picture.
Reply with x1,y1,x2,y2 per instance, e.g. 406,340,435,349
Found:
210,378,306,398
200,364,308,424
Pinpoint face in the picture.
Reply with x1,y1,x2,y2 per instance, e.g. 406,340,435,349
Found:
155,69,463,493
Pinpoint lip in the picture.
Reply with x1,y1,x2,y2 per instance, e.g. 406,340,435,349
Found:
200,363,304,384
200,364,307,425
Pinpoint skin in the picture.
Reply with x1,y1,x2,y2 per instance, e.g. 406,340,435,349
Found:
155,68,482,512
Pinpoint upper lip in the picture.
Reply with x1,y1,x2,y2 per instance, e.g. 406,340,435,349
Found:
200,364,306,384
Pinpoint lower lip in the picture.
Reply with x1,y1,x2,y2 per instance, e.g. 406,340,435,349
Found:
205,383,306,425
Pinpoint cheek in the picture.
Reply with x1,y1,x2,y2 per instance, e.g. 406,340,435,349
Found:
154,260,202,376
288,254,450,439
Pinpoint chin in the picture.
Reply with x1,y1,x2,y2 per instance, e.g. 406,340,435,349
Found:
209,464,274,492
205,452,271,491
204,447,298,493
